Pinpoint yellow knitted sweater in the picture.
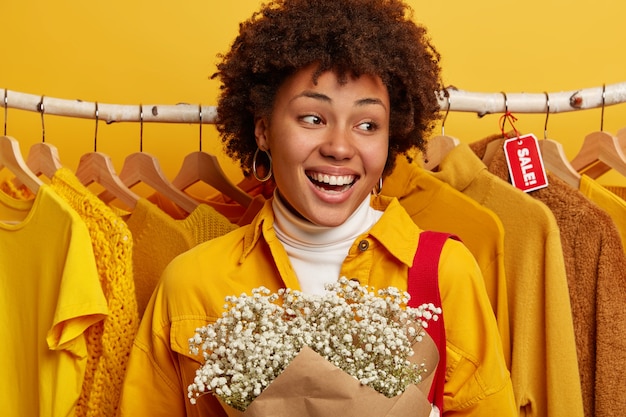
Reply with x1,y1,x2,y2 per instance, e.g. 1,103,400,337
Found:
50,168,139,417
121,198,237,317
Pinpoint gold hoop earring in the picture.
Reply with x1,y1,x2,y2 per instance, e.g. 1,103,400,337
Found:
253,148,272,182
372,177,383,196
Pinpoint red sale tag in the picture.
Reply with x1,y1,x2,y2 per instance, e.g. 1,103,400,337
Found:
503,134,549,193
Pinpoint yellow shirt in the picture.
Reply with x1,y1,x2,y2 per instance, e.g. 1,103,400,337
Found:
0,185,107,417
119,196,515,417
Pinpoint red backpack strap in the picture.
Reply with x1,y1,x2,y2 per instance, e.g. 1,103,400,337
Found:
407,230,460,413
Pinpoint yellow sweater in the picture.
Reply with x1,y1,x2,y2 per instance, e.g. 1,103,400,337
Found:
431,144,584,417
469,140,626,417
122,198,237,317
119,196,516,417
51,167,139,417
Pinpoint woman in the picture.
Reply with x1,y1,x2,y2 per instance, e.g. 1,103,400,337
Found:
118,0,516,416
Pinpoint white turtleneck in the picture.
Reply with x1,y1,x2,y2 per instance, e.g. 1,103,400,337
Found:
272,193,383,295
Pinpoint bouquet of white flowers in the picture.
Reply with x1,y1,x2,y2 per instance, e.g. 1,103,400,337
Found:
188,277,441,417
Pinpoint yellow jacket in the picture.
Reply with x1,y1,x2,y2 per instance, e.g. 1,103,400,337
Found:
119,196,516,417
383,156,510,366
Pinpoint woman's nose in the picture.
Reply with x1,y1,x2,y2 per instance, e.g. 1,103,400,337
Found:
319,128,356,161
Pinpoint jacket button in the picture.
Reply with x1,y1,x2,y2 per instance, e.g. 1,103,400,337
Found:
358,240,369,251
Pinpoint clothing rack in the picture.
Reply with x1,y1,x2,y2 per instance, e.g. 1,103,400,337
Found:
2,82,626,125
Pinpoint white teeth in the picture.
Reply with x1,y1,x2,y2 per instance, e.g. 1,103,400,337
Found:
309,172,355,186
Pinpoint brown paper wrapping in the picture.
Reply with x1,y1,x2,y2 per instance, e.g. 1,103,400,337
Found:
218,333,439,417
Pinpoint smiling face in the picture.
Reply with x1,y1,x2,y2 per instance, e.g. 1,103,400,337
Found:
254,65,390,227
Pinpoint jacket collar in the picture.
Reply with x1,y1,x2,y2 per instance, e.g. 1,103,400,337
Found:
242,195,420,268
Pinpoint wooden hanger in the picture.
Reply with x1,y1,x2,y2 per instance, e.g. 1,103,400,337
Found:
423,94,459,170
615,126,626,160
172,104,252,207
569,85,626,179
424,135,459,171
99,151,199,213
569,131,626,178
0,136,42,193
482,138,505,166
97,103,198,213
5,96,60,189
25,142,63,180
74,102,139,209
537,92,581,188
11,141,63,188
75,151,140,209
538,139,580,188
28,96,62,179
172,151,252,208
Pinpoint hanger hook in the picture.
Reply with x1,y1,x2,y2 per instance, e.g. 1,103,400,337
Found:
500,91,509,133
139,103,144,152
3,88,8,136
543,91,550,139
600,83,606,131
38,95,46,143
198,103,203,152
441,92,451,136
94,101,99,152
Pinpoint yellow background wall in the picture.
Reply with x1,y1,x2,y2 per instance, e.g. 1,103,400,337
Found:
3,0,626,188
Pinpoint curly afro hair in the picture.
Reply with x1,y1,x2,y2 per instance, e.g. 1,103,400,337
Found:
213,0,442,177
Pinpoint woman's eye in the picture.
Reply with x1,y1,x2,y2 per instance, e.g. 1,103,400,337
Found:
357,121,377,131
301,115,323,125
